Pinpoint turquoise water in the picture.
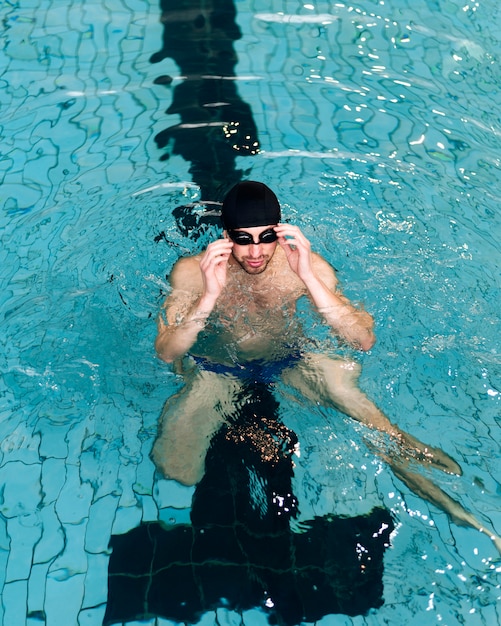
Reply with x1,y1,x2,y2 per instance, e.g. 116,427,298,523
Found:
1,0,500,624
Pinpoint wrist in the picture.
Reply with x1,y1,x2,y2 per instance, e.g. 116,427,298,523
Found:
301,271,324,292
187,294,218,325
196,293,218,315
191,309,211,320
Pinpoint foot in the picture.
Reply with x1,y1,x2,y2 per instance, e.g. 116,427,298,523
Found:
394,430,462,476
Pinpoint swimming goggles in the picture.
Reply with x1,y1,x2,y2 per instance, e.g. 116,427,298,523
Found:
227,228,278,245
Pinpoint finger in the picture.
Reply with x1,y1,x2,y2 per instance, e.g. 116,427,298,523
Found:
201,252,230,273
203,240,233,259
278,234,308,253
207,246,233,259
200,251,231,275
275,225,309,245
206,239,234,254
278,237,297,251
274,223,301,235
278,239,298,261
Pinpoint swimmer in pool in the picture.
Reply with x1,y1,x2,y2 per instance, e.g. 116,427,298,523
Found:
153,180,501,552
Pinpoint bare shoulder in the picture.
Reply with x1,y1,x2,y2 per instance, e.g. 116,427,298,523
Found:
161,255,203,322
311,252,339,289
169,254,203,291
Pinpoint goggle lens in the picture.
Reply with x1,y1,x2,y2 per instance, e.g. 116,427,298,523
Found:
228,229,278,245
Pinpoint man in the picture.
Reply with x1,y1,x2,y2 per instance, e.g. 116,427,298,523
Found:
153,181,500,552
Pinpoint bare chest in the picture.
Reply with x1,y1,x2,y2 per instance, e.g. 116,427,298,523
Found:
217,278,301,320
194,275,306,361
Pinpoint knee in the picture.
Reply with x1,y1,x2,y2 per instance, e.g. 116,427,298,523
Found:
305,354,361,384
151,445,203,486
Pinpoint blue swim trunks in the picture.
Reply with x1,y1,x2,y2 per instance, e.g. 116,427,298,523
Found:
190,354,301,384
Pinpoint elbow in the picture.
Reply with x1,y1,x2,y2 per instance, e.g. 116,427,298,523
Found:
154,336,175,364
359,331,376,352
157,352,175,364
360,337,376,352
358,313,376,351
156,350,174,364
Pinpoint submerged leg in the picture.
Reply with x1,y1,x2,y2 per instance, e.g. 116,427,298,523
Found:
282,353,461,475
389,460,501,554
282,353,501,554
151,369,243,486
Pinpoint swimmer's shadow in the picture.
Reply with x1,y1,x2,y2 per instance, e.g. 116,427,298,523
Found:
104,383,394,625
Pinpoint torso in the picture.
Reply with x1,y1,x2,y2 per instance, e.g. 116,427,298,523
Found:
189,247,308,363
168,244,337,365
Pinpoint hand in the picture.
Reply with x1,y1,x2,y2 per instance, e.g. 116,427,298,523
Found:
199,238,233,299
274,224,314,282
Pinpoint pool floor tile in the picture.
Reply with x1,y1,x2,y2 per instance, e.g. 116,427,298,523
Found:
33,503,65,564
85,494,120,554
2,579,29,626
41,458,67,507
54,464,93,525
0,461,42,518
48,520,88,577
5,513,42,583
27,562,49,616
82,553,110,608
78,605,107,626
44,572,85,626
111,505,142,536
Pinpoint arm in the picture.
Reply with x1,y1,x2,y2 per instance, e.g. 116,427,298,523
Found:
155,239,233,362
154,286,215,363
275,223,375,351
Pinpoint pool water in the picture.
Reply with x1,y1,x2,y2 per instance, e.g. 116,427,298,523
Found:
1,0,500,624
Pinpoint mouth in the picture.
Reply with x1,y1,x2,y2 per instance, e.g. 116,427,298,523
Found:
245,258,265,268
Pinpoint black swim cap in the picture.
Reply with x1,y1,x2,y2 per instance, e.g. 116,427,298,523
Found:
221,181,281,229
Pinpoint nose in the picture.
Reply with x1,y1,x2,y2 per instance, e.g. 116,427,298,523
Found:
247,243,263,258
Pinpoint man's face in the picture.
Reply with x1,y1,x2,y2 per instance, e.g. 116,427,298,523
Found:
227,225,278,275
